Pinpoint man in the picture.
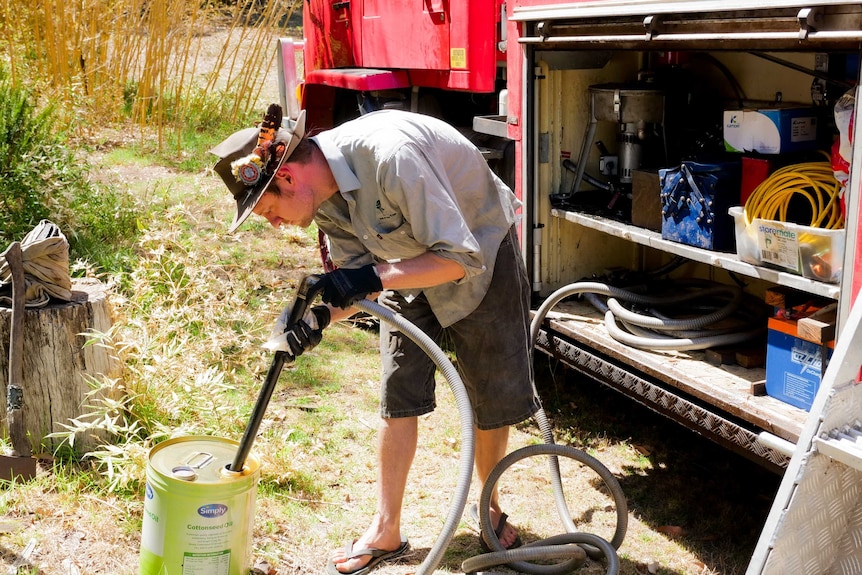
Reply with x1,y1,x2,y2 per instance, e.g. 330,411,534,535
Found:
211,104,539,575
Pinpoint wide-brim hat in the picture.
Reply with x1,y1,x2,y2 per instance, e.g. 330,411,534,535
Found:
210,106,307,233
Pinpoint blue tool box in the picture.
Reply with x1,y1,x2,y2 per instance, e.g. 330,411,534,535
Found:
659,160,741,252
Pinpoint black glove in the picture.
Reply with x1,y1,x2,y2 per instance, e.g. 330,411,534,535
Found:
263,304,331,358
319,265,383,309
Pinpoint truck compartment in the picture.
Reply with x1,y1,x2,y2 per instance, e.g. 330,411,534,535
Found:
516,2,861,472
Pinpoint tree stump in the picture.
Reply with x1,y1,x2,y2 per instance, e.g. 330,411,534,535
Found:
0,278,122,454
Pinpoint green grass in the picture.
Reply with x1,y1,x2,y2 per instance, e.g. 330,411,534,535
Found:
0,69,141,272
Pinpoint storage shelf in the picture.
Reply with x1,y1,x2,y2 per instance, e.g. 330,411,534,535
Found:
473,115,509,138
541,300,808,444
551,208,841,300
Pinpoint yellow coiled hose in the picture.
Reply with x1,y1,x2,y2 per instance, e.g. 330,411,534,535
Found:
744,159,844,230
742,158,844,281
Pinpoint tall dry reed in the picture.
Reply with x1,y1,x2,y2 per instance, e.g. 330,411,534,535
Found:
1,0,300,147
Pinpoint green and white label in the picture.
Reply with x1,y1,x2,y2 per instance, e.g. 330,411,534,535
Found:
182,549,231,575
756,221,800,272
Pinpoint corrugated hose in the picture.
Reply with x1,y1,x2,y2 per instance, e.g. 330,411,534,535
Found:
352,298,627,575
238,277,627,575
533,281,764,352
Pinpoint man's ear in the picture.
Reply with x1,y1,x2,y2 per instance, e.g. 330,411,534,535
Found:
274,164,292,182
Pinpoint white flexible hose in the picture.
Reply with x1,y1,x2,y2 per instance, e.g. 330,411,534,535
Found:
355,298,626,575
356,279,742,572
605,288,740,330
604,310,765,351
533,281,762,352
353,299,475,575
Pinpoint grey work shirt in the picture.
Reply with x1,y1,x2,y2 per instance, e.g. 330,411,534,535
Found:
311,109,521,327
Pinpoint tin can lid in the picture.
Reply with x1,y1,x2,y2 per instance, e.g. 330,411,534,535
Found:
149,436,259,483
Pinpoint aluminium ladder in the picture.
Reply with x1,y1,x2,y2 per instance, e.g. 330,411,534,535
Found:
748,297,862,574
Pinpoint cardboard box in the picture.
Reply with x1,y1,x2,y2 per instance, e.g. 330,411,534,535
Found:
724,106,818,154
766,316,834,411
631,169,662,232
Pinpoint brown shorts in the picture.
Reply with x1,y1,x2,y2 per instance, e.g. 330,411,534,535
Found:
378,226,540,430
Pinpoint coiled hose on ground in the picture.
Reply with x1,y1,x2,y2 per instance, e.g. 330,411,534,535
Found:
353,299,628,575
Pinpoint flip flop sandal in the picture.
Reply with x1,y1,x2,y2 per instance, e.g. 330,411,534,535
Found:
469,503,523,552
325,538,410,575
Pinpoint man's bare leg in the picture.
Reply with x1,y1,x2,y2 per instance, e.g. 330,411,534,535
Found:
474,425,519,548
329,416,417,573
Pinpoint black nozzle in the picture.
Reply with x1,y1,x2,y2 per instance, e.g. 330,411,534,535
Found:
229,274,326,472
288,274,325,327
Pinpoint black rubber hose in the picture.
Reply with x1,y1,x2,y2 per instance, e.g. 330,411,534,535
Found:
230,276,326,473
562,158,612,193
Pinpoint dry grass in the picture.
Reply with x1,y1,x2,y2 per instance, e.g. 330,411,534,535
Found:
3,1,301,148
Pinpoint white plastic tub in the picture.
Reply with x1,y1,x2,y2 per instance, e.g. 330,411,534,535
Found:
729,206,845,283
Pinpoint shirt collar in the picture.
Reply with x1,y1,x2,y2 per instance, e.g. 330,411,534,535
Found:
311,133,361,193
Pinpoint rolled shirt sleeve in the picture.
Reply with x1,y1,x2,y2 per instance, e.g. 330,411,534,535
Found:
376,142,490,281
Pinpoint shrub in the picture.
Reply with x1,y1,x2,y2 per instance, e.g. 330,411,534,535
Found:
0,70,58,241
0,67,140,273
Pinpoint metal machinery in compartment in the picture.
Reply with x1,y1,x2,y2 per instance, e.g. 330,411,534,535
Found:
506,2,862,573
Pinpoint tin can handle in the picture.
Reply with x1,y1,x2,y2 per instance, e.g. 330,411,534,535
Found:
185,451,215,469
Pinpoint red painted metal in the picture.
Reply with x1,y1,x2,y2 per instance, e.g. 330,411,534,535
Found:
304,69,411,91
854,185,862,305
505,0,593,202
303,0,357,71
361,0,449,72
301,0,501,94
504,3,522,199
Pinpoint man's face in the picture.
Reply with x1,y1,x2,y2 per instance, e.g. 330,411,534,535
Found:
252,169,316,229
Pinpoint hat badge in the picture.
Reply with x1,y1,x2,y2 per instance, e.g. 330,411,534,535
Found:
230,103,284,188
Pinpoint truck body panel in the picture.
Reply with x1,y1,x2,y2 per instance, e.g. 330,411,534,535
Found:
300,0,503,131
293,0,862,466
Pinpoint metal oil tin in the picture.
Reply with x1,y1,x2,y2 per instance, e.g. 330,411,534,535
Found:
138,436,260,575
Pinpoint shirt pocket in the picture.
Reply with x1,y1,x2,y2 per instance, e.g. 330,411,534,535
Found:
364,221,426,261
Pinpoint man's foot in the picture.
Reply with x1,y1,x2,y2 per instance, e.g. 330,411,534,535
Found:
327,532,409,575
491,512,521,550
469,504,523,551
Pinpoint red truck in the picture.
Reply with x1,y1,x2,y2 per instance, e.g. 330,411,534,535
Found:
281,4,862,569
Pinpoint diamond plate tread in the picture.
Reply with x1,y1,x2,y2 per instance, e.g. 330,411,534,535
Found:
759,384,862,574
750,298,862,575
536,330,790,471
763,453,862,574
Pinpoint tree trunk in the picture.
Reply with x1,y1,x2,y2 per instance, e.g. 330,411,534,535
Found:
0,278,122,454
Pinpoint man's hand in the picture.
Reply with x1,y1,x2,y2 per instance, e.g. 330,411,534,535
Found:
319,265,383,309
263,304,331,357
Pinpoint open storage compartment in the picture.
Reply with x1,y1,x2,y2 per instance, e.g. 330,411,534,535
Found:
512,0,862,472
